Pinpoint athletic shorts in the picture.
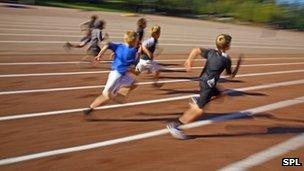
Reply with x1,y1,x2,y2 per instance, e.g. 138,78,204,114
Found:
197,78,220,108
136,58,160,73
102,70,135,97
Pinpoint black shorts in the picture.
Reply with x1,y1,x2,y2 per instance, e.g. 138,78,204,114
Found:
197,80,220,108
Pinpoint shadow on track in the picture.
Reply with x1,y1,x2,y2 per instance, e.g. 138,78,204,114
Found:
188,112,304,139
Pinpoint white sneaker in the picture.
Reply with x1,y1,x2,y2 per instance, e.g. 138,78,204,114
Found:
166,122,188,140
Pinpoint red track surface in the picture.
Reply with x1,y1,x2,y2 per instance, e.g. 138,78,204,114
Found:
0,3,303,171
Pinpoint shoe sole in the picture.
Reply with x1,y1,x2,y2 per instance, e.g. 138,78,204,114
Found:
166,125,188,140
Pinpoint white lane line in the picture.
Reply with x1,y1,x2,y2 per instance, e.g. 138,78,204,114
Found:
0,28,124,34
0,70,109,78
0,58,303,66
1,33,304,47
1,26,302,45
0,40,303,50
0,21,131,28
0,27,258,40
0,96,303,166
167,62,304,70
159,43,304,50
0,40,79,44
1,62,304,78
0,79,188,95
219,133,304,171
0,78,303,121
156,57,304,62
0,28,218,40
0,69,303,96
0,26,123,31
0,33,83,38
0,61,88,65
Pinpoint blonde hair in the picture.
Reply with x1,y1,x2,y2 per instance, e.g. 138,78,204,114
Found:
124,30,138,44
150,25,161,37
216,34,232,50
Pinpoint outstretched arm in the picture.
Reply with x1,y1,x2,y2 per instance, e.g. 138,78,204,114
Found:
94,43,110,61
184,48,202,72
80,21,90,31
226,54,243,78
74,41,88,48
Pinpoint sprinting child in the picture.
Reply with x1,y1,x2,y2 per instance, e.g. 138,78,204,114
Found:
136,25,162,87
136,17,147,43
64,20,108,64
167,34,243,139
83,30,139,116
108,18,147,61
80,15,98,43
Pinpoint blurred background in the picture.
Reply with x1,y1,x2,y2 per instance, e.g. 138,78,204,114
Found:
1,0,303,31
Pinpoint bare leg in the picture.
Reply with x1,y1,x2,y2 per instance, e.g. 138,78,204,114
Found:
153,71,163,88
118,81,138,95
89,94,110,109
114,83,138,103
83,94,110,120
179,103,204,124
167,102,203,140
117,87,131,96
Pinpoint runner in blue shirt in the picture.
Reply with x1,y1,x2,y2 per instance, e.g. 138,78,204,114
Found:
83,30,140,117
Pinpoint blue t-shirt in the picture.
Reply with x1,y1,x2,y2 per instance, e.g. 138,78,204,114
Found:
108,42,138,74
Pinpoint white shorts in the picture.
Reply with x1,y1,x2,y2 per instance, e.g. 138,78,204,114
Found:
102,70,134,97
136,59,160,73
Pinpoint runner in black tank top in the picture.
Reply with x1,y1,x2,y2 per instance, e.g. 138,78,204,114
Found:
167,34,243,140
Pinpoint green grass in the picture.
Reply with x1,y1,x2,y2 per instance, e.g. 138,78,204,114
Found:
35,0,134,13
34,0,303,30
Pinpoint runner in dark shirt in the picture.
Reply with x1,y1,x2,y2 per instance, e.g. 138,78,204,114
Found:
80,15,98,43
64,20,108,66
167,34,243,139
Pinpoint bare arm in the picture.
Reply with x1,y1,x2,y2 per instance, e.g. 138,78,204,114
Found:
142,45,153,60
68,41,88,48
128,67,140,76
80,21,90,31
227,54,243,78
94,43,110,61
184,48,202,72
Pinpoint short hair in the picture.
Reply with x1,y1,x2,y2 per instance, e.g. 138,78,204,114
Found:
94,20,105,29
137,18,147,28
91,15,98,21
150,25,161,37
124,30,138,44
216,34,232,50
